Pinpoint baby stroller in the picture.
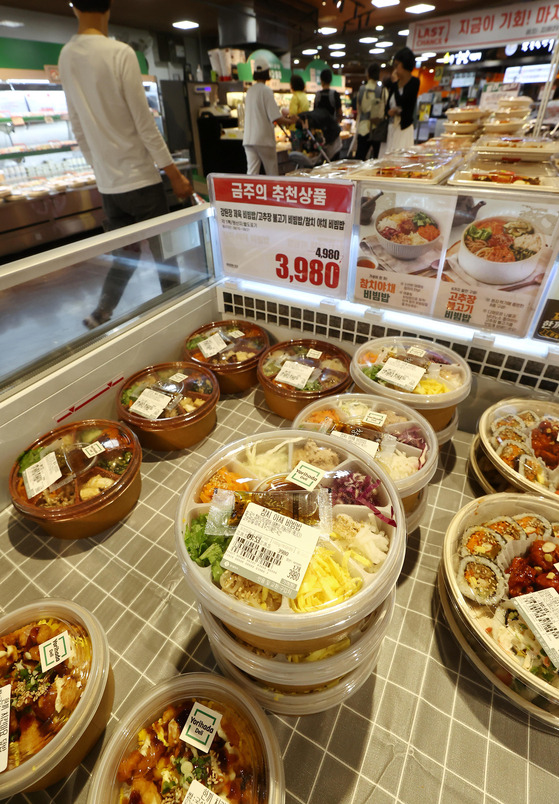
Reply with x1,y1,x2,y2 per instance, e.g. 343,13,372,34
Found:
288,109,342,169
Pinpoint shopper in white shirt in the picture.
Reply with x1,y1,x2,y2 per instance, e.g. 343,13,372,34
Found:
242,57,293,176
59,0,193,329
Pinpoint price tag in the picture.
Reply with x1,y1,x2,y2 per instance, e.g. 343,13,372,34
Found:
199,333,228,358
377,357,426,392
330,429,379,458
363,411,387,428
180,702,222,752
307,348,322,360
169,372,188,382
221,502,319,598
23,452,62,498
40,631,71,672
44,115,54,124
514,588,559,670
228,329,245,339
407,346,427,358
275,361,314,389
129,388,170,420
82,441,105,458
183,780,225,804
286,461,325,490
0,685,10,773
11,116,24,126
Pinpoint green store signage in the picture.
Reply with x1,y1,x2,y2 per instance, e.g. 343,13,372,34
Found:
237,51,342,88
0,36,149,75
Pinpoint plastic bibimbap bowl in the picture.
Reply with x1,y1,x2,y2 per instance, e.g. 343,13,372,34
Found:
117,361,220,451
175,430,405,654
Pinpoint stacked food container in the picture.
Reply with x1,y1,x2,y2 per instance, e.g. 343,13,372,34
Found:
175,430,405,714
443,105,487,144
481,95,532,136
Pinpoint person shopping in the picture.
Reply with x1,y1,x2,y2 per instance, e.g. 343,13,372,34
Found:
59,0,193,329
314,69,343,123
354,62,387,160
383,47,419,154
243,57,293,176
289,74,309,117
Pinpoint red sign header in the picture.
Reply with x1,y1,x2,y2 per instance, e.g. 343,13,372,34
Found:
211,176,354,214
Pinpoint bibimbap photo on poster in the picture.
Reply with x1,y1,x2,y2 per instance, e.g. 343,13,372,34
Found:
432,194,559,336
354,185,457,316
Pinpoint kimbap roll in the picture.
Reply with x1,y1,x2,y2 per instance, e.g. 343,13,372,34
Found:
457,555,506,605
492,426,528,447
491,413,525,433
483,516,525,542
512,513,552,540
496,439,532,470
518,454,549,487
459,526,506,561
517,410,539,427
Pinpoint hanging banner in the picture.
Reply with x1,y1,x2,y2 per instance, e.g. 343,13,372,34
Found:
408,0,559,53
210,174,355,300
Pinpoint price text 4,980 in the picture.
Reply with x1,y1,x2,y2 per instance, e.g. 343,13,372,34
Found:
275,253,340,289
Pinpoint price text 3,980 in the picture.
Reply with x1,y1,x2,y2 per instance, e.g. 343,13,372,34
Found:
275,253,340,289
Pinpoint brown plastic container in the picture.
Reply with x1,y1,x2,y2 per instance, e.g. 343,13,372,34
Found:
117,361,219,451
257,339,352,421
9,419,142,540
182,319,270,394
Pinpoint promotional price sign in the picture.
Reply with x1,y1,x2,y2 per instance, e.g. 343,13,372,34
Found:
210,174,355,300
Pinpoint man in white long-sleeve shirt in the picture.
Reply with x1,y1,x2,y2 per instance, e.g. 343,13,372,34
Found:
59,0,192,328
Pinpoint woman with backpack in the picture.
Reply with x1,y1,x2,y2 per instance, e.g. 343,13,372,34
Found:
354,62,387,160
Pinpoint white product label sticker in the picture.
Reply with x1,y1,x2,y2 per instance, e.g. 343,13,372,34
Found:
199,333,228,358
23,451,62,498
330,429,379,458
129,388,170,420
514,588,559,670
0,685,10,773
169,372,188,382
180,701,223,752
82,441,105,458
407,346,427,358
307,348,323,360
363,411,387,428
182,779,225,804
221,502,319,598
40,630,71,672
286,461,325,490
275,360,315,390
377,357,426,392
228,329,245,339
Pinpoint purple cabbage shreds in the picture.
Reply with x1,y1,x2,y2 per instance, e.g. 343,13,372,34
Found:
331,471,396,527
394,425,427,452
428,351,451,365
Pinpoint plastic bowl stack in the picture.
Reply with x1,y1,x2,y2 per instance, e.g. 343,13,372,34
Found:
257,339,352,421
439,492,559,728
9,419,142,539
350,337,471,444
0,599,113,798
87,673,285,803
443,106,487,139
175,430,405,714
292,393,439,531
117,361,220,451
182,319,270,394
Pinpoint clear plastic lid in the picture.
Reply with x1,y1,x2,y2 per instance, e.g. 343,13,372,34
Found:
117,362,219,430
87,673,285,804
442,120,481,133
175,430,405,641
292,393,439,497
445,106,485,122
0,599,110,799
473,134,559,161
350,151,462,181
449,154,559,191
351,337,471,409
183,319,270,371
9,419,141,521
442,492,559,710
479,397,559,500
257,339,351,399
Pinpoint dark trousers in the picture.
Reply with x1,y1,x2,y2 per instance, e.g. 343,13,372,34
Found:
94,182,180,317
356,134,381,161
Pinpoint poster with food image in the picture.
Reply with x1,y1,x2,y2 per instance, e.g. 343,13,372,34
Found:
432,194,559,337
353,185,457,316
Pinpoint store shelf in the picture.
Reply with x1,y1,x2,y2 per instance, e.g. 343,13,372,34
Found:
0,114,67,124
0,143,77,161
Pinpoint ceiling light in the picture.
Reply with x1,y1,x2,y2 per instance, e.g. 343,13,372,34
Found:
381,62,387,67
372,0,399,6
330,51,346,57
332,63,340,68
421,51,437,58
317,45,323,49
369,48,385,53
429,68,434,73
302,48,319,55
294,59,300,64
406,3,435,13
359,36,378,43
435,57,445,63
318,27,337,34
0,20,24,27
375,25,384,30
398,29,409,35
376,41,393,48
172,19,199,30
328,42,346,48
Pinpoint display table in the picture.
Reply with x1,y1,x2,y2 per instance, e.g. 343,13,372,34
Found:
1,385,556,804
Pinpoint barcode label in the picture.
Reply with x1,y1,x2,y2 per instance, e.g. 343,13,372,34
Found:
0,685,10,772
183,780,225,804
221,502,319,598
82,441,105,458
330,429,379,458
23,451,62,498
377,357,426,392
275,360,314,390
199,333,227,358
129,388,169,420
514,587,559,670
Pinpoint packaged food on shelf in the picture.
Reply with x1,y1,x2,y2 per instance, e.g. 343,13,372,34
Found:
472,135,559,162
117,362,220,451
442,120,481,135
445,106,486,123
9,419,142,539
0,599,113,797
257,339,352,420
350,337,471,433
87,673,284,804
348,151,462,184
448,154,559,193
182,319,269,394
